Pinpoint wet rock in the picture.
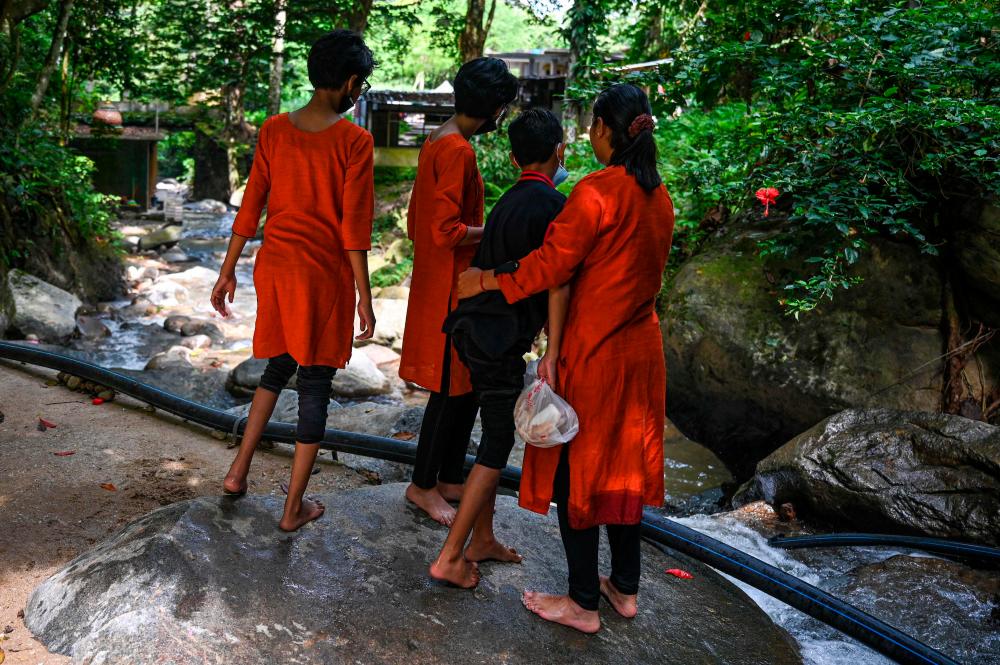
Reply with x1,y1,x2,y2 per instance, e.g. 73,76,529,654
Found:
75,315,111,339
7,270,82,342
840,555,999,664
25,485,800,665
164,315,191,333
116,365,236,410
160,248,191,263
325,402,425,481
142,279,189,307
125,265,159,282
185,198,228,213
662,230,999,476
137,224,183,250
144,345,193,370
737,408,1000,545
121,295,157,318
178,334,212,350
180,319,224,344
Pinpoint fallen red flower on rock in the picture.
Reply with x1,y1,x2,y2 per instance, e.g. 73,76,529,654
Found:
665,568,694,579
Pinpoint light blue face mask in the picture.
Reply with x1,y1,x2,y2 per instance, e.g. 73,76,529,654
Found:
553,163,570,187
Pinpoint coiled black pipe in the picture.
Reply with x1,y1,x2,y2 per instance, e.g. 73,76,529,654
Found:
770,533,1000,566
0,341,959,665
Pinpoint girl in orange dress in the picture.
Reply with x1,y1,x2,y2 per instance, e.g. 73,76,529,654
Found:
457,84,675,632
210,31,377,532
399,57,519,525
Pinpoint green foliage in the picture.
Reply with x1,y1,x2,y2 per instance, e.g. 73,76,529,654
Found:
472,129,519,213
158,130,196,181
371,257,412,287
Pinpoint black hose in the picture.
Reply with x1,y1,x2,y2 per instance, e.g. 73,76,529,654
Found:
0,341,959,665
770,533,1000,565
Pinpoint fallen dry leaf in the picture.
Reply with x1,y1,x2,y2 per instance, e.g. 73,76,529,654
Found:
392,431,416,441
38,418,57,429
100,483,117,492
53,450,76,457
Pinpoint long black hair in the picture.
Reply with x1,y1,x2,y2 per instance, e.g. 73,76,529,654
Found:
592,83,662,192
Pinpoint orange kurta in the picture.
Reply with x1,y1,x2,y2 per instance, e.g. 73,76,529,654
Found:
232,113,374,368
399,133,484,396
497,166,675,529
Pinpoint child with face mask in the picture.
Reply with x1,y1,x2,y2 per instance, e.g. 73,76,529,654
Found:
400,57,519,526
212,30,377,532
428,108,569,588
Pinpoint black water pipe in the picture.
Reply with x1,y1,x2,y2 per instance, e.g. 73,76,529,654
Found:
770,533,1000,566
0,341,960,665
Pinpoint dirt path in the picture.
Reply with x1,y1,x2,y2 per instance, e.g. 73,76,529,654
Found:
0,361,372,664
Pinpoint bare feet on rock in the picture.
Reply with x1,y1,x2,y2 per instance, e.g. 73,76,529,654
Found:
406,483,456,526
278,498,325,532
522,591,600,634
600,576,638,618
222,472,247,496
436,481,464,503
429,556,481,588
465,539,523,564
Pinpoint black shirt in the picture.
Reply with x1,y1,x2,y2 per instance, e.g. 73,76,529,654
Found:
443,175,567,359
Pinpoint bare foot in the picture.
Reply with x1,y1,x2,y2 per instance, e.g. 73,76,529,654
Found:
406,483,457,526
522,591,600,634
222,471,247,495
429,556,481,588
437,481,464,503
465,539,523,564
600,576,638,618
278,498,325,532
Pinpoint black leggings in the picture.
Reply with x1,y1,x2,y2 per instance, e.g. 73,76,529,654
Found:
411,336,478,489
554,446,642,611
258,353,335,444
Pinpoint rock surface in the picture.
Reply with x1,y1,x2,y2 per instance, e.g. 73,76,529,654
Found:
137,224,182,250
7,269,82,341
225,389,341,424
25,484,800,665
325,402,425,482
662,230,999,475
736,408,1000,545
227,349,389,398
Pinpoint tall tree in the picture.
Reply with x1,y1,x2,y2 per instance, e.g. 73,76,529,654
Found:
267,0,287,115
458,0,496,62
342,0,372,33
561,0,605,138
26,0,72,119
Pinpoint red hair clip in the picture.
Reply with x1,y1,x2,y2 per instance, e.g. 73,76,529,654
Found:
628,114,655,138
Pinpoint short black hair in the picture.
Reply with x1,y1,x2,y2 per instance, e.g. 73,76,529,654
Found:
308,30,376,91
508,108,563,165
454,57,519,119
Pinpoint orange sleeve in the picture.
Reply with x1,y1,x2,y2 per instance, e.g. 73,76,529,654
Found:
429,146,476,249
232,119,271,238
497,182,603,303
342,130,375,250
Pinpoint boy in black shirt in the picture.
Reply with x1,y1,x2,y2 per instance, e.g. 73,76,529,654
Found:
429,108,568,588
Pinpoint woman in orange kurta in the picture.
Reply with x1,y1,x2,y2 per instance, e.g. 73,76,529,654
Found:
400,57,518,525
211,31,376,532
457,84,675,633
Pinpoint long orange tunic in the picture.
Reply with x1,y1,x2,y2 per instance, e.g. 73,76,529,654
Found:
232,113,374,368
399,133,484,395
497,167,675,529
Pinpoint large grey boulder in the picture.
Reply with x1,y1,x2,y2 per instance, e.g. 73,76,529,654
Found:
735,408,1000,545
227,348,389,398
137,223,183,250
662,229,998,476
325,402,425,482
7,269,82,341
25,484,800,665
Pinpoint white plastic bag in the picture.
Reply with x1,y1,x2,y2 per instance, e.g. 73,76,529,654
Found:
514,379,580,447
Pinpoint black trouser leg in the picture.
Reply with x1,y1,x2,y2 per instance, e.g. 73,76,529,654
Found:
606,523,642,596
411,335,478,489
294,365,335,444
554,446,601,611
259,353,298,394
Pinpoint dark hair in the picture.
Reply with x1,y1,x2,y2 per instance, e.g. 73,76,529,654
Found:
592,83,662,192
454,57,519,119
508,108,563,165
308,30,376,91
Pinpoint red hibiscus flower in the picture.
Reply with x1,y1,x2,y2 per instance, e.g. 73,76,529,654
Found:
755,187,780,217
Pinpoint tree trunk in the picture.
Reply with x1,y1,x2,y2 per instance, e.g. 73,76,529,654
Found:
266,0,287,116
458,0,496,63
343,0,373,33
27,0,73,120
